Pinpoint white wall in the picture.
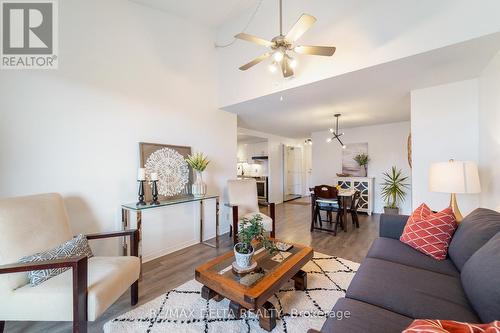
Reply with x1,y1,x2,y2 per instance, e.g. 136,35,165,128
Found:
410,79,479,215
312,121,412,214
478,52,500,211
216,0,500,107
0,0,236,260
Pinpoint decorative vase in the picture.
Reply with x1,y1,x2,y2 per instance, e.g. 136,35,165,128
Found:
363,165,368,177
192,170,207,197
234,243,254,269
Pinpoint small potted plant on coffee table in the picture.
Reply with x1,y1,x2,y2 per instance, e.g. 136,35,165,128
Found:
381,166,410,215
234,214,277,272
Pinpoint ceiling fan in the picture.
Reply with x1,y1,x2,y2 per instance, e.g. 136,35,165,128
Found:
326,114,346,149
235,0,336,78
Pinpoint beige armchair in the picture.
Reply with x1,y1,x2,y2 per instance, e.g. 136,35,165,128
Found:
227,179,276,244
0,193,140,333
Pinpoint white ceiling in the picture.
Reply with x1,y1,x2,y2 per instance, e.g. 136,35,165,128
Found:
130,0,258,28
223,33,500,138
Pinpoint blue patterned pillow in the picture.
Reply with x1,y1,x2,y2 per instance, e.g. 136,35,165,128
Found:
18,234,93,287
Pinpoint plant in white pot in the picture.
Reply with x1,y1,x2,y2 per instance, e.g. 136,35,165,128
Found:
381,166,410,215
186,152,210,197
354,153,370,177
234,214,277,271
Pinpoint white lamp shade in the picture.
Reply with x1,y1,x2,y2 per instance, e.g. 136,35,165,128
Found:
429,160,481,194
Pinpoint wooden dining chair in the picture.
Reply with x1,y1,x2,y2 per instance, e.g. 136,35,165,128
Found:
348,190,361,228
311,185,343,235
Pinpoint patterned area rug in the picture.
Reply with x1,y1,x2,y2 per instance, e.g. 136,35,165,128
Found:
104,252,359,333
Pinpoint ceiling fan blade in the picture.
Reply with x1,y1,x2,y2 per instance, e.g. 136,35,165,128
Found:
281,58,294,78
285,14,316,42
234,33,273,47
295,45,336,56
238,52,271,71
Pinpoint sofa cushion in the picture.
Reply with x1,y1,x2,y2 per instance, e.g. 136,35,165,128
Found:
461,232,500,323
320,297,413,333
367,238,459,277
402,319,500,333
400,205,457,260
448,208,500,271
346,258,479,322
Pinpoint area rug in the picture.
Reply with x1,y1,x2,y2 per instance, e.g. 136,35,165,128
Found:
104,252,359,333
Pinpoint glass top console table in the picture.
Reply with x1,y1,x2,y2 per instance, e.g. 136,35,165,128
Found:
121,194,220,270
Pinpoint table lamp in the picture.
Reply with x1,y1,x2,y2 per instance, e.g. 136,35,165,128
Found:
429,160,481,221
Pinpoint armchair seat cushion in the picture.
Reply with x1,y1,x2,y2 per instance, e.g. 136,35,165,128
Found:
239,212,273,232
0,256,140,321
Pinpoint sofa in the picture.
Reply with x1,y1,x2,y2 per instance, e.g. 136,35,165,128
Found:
310,208,500,333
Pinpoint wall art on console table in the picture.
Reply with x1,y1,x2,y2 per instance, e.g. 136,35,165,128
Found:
342,142,368,177
139,142,192,201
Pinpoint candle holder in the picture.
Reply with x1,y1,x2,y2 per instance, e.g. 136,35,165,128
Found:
150,180,160,205
137,180,146,206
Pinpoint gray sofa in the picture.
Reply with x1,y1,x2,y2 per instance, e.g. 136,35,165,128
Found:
310,208,500,333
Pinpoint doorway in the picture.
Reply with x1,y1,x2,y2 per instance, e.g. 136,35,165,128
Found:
283,145,303,202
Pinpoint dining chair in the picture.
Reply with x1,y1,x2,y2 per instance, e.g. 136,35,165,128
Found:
311,185,343,235
348,190,361,228
227,179,276,244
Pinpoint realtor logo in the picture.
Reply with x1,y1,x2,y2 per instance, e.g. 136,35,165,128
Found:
1,0,58,69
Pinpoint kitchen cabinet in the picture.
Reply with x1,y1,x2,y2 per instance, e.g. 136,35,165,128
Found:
237,142,268,162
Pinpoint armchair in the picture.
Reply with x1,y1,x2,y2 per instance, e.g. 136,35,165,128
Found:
0,193,141,333
227,179,276,244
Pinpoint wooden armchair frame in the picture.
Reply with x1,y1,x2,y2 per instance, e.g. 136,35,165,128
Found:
228,203,276,244
0,229,139,333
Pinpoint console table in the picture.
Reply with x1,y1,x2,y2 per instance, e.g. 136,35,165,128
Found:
121,194,219,269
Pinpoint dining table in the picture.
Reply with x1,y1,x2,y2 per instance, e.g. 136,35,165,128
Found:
312,187,357,233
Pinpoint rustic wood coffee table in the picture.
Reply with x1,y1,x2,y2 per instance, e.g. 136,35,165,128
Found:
195,240,313,331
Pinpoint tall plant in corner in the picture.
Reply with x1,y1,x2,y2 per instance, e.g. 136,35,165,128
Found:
381,166,410,215
186,152,210,197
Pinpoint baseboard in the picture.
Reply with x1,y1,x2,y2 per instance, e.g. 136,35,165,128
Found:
142,239,199,262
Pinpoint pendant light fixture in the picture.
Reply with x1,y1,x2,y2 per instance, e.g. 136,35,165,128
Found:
326,114,346,149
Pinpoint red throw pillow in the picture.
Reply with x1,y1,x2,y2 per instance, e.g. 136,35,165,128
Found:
403,319,500,333
400,203,457,260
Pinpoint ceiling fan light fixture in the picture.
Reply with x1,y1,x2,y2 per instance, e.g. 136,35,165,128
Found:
273,50,284,62
268,62,278,73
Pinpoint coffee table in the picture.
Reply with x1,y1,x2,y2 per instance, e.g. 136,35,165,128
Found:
195,240,313,331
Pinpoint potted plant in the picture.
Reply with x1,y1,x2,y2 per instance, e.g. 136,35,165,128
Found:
234,214,277,269
381,166,410,215
354,153,370,177
186,152,210,197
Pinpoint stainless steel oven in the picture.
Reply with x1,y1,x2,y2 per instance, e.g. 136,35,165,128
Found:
256,177,268,202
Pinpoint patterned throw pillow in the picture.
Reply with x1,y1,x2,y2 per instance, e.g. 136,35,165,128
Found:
18,234,93,287
403,319,500,333
400,203,457,260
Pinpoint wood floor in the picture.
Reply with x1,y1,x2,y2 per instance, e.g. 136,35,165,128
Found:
5,197,379,333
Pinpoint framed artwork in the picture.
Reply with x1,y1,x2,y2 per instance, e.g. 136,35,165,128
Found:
139,142,192,200
342,142,368,177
